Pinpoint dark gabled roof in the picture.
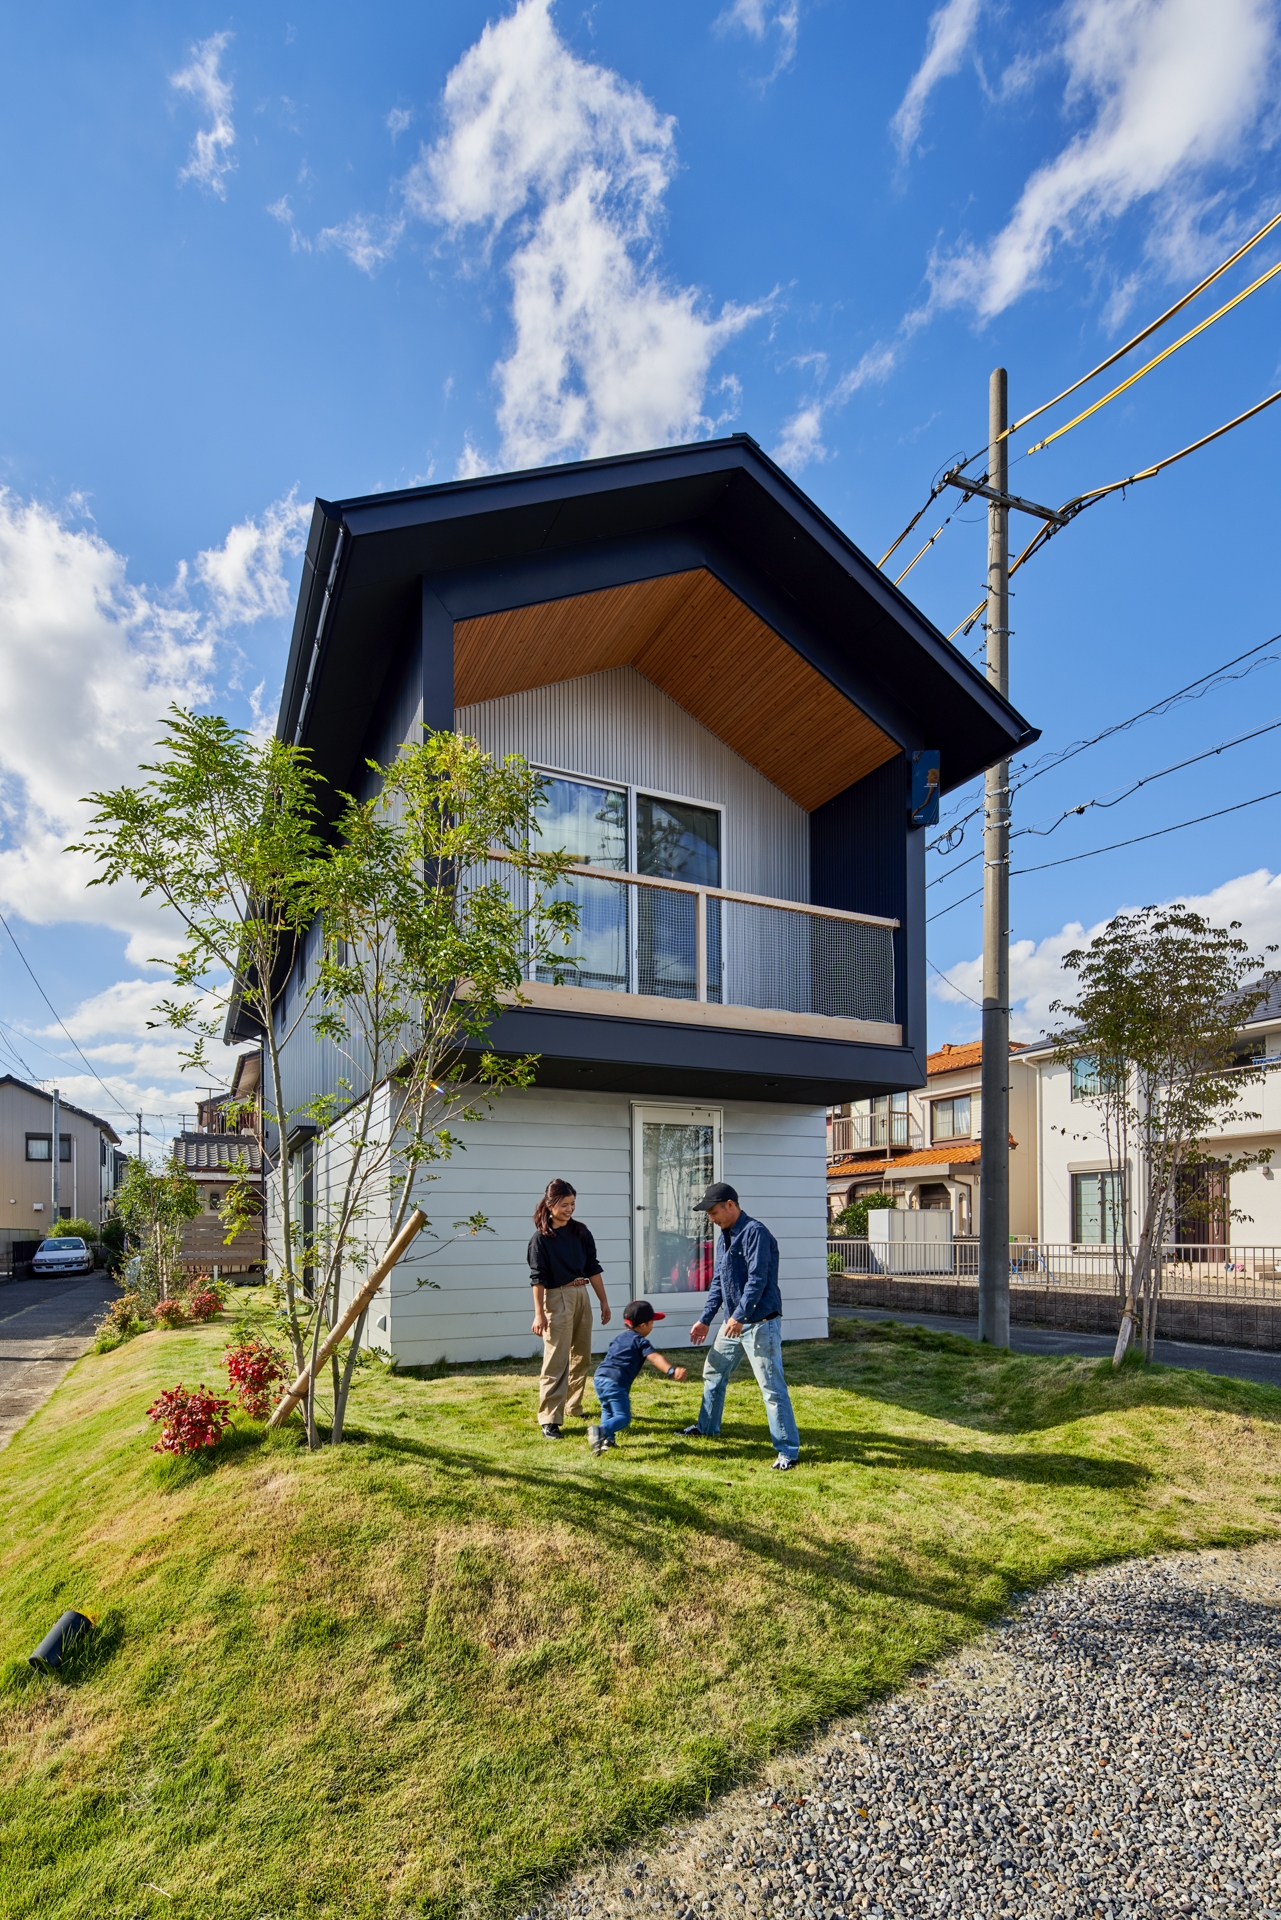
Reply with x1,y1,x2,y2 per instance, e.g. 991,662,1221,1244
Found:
279,435,1037,802
0,1074,121,1143
172,1133,263,1173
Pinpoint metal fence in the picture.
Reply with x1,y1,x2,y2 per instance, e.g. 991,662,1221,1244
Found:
475,857,898,1026
829,1237,1281,1301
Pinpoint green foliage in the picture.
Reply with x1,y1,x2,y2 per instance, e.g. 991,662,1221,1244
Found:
830,1192,897,1238
96,1217,127,1276
48,1216,95,1240
111,1158,201,1308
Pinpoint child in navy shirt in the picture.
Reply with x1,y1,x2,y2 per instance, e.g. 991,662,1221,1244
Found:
588,1300,687,1455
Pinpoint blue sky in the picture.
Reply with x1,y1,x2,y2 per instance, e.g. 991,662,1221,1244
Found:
1,0,1280,1148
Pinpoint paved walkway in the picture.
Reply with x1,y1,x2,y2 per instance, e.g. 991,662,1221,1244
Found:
830,1304,1281,1390
0,1271,116,1450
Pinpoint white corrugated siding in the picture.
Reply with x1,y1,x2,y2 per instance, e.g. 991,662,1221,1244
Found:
456,666,809,901
383,1086,828,1366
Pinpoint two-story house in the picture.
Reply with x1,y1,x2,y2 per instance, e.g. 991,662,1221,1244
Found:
231,436,1036,1363
0,1076,121,1253
826,1040,1038,1238
170,1048,266,1276
1024,982,1281,1251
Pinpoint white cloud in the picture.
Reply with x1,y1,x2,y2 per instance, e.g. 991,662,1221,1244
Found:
771,343,898,471
170,31,237,199
386,106,414,138
930,0,1279,318
931,867,1281,1041
0,488,305,942
318,211,406,274
403,0,765,467
714,0,800,79
892,0,983,155
195,490,311,626
267,195,312,254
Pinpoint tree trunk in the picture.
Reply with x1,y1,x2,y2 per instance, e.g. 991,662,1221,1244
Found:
331,1305,366,1446
1112,1229,1151,1367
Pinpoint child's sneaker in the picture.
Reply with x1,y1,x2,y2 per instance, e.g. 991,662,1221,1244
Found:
602,1433,616,1448
587,1424,605,1455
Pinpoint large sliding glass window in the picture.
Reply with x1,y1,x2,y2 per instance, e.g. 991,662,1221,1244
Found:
533,777,628,991
635,794,721,1001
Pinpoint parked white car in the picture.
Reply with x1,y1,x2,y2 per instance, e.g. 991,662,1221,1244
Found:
32,1236,94,1276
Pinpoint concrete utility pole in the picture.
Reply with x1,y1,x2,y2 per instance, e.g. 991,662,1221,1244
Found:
51,1085,61,1222
978,367,1011,1347
136,1111,144,1162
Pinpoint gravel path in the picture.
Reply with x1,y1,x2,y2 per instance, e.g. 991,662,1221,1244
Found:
529,1544,1281,1920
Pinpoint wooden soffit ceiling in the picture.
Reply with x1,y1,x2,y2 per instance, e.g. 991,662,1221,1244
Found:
453,569,898,812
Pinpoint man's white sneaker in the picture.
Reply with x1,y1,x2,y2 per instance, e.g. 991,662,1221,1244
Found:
771,1455,797,1471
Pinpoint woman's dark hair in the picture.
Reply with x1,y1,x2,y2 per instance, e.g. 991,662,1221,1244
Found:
534,1178,577,1234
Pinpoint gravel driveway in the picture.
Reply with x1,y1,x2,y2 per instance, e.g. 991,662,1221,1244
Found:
530,1543,1281,1920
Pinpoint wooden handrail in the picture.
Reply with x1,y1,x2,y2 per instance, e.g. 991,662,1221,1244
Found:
486,852,899,929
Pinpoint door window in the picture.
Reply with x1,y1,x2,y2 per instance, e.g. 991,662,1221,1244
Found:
632,1104,721,1297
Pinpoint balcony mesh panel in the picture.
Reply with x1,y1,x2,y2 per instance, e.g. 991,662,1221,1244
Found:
723,901,894,1023
638,887,697,999
537,872,629,990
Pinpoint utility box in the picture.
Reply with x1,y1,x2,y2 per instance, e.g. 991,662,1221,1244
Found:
868,1207,953,1275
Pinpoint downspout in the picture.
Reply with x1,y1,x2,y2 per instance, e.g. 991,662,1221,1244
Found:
1036,1060,1044,1244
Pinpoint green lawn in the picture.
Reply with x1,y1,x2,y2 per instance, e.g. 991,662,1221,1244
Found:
2,1311,1281,1920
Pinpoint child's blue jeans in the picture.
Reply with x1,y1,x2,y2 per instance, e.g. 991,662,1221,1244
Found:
593,1373,632,1439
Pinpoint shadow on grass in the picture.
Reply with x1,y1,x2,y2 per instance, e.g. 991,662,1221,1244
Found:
794,1318,1281,1433
335,1423,1145,1622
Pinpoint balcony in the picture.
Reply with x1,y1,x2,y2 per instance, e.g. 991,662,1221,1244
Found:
828,1112,923,1160
481,859,900,1044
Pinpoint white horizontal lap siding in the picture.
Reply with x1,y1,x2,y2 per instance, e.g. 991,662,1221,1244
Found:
457,665,809,901
723,1104,828,1342
378,1089,827,1365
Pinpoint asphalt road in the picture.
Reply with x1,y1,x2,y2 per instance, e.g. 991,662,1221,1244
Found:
0,1270,117,1450
830,1302,1281,1389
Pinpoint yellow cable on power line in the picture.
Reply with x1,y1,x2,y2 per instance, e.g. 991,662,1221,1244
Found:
1027,256,1281,455
1002,205,1281,443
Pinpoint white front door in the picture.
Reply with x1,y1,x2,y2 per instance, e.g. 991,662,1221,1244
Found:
631,1104,722,1302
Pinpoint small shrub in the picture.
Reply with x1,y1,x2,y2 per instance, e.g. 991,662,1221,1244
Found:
225,1337,290,1419
830,1193,897,1239
185,1287,225,1322
145,1383,233,1454
152,1297,188,1330
93,1291,147,1353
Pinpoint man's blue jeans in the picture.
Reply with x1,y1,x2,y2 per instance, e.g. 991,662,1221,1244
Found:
693,1316,800,1461
593,1375,632,1440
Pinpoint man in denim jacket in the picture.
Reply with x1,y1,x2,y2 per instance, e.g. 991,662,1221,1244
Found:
682,1182,800,1470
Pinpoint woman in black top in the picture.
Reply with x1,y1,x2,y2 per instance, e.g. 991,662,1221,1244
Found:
528,1178,610,1438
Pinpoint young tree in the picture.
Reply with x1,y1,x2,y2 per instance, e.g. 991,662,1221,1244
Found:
1049,905,1277,1365
75,712,578,1444
112,1159,202,1306
74,711,327,1373
829,1193,897,1238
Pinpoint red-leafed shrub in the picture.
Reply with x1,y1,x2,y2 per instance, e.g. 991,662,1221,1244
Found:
152,1297,187,1329
146,1383,233,1454
185,1288,224,1322
225,1337,290,1420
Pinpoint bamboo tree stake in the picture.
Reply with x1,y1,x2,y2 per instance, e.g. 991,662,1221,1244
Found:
267,1208,428,1429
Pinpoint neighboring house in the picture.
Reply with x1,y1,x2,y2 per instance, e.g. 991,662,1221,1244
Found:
826,1040,1038,1239
0,1075,121,1251
171,1049,267,1275
229,437,1035,1363
1023,982,1281,1250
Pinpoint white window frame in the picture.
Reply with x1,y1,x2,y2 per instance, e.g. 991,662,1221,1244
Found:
630,1102,723,1297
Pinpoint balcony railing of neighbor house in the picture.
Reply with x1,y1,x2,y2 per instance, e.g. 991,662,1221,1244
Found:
476,857,898,1031
829,1237,1281,1300
828,1113,924,1158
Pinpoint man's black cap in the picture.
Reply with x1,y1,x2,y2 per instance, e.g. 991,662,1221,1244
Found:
692,1182,739,1211
624,1299,665,1324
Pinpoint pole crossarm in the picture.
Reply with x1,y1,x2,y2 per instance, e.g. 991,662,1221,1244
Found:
940,470,1071,525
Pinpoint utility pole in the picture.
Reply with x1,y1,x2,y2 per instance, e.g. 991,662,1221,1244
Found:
136,1111,144,1162
51,1085,60,1222
978,367,1011,1347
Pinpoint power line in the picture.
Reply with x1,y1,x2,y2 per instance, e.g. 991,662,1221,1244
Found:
927,953,983,1007
927,782,1281,922
927,713,1281,887
0,906,154,1124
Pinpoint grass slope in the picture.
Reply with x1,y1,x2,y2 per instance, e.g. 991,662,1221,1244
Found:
2,1313,1280,1920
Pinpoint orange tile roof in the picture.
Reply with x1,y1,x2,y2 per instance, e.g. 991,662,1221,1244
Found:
828,1135,1016,1178
927,1040,1027,1076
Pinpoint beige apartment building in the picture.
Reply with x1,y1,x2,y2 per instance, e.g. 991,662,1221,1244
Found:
0,1075,121,1250
826,1040,1038,1239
